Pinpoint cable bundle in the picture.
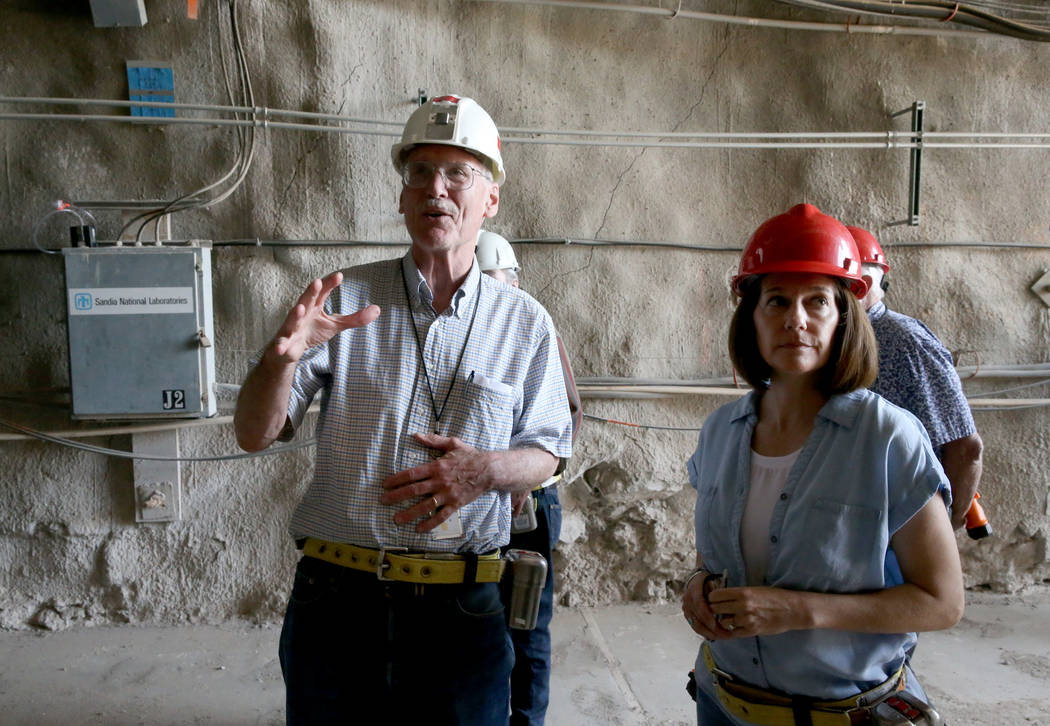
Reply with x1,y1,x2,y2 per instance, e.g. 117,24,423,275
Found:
120,0,257,242
776,0,1050,41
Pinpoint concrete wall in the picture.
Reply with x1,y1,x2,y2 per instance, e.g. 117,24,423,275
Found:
1,0,1048,629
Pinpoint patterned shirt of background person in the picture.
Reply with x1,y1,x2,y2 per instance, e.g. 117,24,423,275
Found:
848,225,983,530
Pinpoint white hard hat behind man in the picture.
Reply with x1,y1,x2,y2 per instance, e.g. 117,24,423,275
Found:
476,230,520,272
477,230,520,287
391,95,506,185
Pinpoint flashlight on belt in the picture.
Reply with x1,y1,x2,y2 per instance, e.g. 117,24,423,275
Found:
965,492,992,540
504,548,547,630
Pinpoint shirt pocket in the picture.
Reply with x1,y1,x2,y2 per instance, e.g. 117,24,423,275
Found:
785,497,885,592
443,376,517,451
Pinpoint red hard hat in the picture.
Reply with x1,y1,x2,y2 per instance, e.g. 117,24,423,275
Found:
733,203,869,298
846,225,889,273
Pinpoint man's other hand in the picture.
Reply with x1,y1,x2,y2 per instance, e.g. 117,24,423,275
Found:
380,433,494,533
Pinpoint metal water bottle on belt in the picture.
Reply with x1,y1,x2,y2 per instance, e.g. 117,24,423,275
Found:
504,548,547,630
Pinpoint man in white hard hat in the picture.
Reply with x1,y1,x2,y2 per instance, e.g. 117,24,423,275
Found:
235,95,573,726
477,230,582,726
850,225,983,529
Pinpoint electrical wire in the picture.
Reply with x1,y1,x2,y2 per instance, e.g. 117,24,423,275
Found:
30,201,92,255
0,96,403,127
0,417,315,462
583,412,702,432
13,97,1050,144
12,236,1050,256
964,0,1050,19
477,0,1050,40
140,0,256,239
117,0,258,243
468,0,990,37
965,378,1050,398
972,401,1050,411
2,369,1046,453
515,237,736,252
776,0,1050,39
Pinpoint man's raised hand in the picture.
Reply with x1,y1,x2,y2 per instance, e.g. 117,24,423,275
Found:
271,272,380,363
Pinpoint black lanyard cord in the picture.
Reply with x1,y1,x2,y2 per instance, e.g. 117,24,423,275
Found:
400,260,482,424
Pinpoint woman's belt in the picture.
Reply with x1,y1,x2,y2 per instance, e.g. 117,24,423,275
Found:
302,537,504,584
701,642,905,726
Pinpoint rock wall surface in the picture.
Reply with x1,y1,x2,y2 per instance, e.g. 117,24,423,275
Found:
1,0,1048,628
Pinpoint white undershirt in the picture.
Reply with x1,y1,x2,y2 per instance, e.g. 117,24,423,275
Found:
741,448,800,586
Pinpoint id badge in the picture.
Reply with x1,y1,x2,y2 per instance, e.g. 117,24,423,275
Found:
432,509,464,539
511,499,538,534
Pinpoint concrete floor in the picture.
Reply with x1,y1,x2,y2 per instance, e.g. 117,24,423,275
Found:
1,589,1048,725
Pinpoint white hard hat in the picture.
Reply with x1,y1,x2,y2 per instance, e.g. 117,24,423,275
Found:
476,231,519,272
391,95,506,185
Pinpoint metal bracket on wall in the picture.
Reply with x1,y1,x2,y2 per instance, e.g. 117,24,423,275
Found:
417,88,429,106
889,101,924,227
1029,269,1050,308
132,430,182,523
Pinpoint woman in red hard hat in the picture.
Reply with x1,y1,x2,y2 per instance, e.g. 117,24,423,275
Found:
681,204,963,725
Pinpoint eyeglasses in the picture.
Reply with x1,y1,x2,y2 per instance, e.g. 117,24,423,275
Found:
401,160,489,191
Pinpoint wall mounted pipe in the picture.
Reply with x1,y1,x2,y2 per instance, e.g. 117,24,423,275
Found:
9,96,1050,151
8,235,1050,255
10,96,1050,143
0,96,402,127
467,0,990,39
3,370,1048,442
10,108,1050,150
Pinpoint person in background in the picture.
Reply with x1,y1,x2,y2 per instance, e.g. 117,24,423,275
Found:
849,224,983,529
234,95,573,726
681,204,963,726
476,229,582,726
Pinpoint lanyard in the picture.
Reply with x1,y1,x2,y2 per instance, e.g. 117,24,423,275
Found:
400,260,481,424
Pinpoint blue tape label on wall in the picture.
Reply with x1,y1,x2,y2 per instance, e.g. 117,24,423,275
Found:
126,61,175,117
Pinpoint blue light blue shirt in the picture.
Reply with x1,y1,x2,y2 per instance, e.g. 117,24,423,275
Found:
284,254,573,553
868,301,976,451
687,389,949,701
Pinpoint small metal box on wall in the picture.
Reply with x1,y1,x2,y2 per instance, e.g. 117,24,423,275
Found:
63,243,216,420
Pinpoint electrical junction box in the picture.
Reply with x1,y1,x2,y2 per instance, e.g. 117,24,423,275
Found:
89,0,147,27
63,244,216,420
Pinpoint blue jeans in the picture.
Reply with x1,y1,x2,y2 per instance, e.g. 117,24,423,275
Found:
279,555,513,725
695,684,736,726
501,486,562,726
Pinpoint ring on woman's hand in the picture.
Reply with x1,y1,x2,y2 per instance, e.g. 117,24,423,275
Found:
724,622,735,631
430,495,440,513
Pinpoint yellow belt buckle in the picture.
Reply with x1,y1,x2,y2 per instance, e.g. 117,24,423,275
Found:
376,546,408,581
